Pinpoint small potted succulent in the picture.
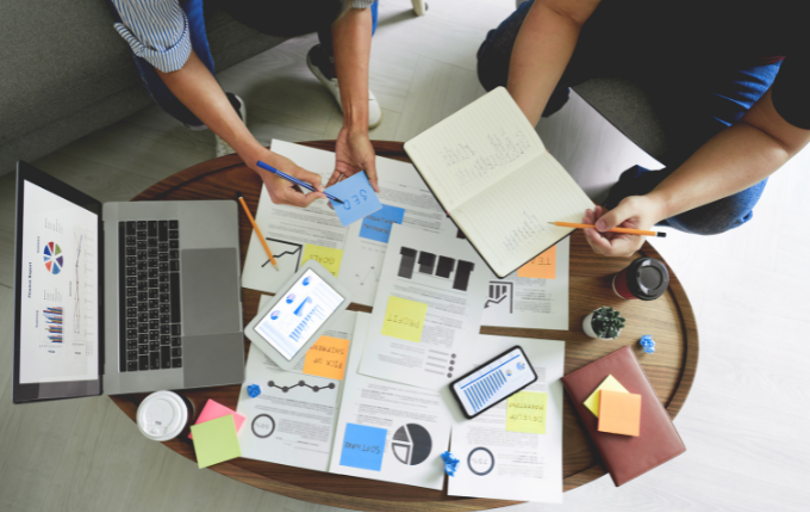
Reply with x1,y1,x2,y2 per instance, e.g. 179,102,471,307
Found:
582,306,626,340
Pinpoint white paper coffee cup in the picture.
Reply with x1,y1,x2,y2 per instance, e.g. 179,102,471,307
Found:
136,390,190,442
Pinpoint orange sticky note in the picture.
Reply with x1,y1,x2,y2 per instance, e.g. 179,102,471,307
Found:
597,390,641,437
517,245,557,279
303,336,350,381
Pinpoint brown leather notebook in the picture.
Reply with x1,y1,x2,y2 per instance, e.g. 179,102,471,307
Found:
561,346,686,486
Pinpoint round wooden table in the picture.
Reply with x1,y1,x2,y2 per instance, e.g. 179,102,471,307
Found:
111,141,698,511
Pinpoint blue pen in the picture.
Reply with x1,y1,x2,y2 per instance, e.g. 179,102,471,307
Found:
256,160,344,204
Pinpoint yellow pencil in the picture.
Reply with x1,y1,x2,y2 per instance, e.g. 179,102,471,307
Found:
237,194,279,270
549,221,666,238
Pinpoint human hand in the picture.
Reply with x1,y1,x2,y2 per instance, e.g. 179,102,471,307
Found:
583,196,666,258
249,148,325,207
328,127,379,192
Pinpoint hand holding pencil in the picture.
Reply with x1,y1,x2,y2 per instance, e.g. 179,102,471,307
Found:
576,201,667,259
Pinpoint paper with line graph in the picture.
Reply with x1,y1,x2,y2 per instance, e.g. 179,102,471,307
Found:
241,140,456,307
447,335,565,503
481,237,570,330
236,339,345,471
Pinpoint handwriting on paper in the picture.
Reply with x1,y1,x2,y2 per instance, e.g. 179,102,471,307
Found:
303,335,350,380
302,244,343,276
381,296,428,343
360,204,406,243
517,245,557,279
506,391,547,434
339,423,387,471
325,171,383,226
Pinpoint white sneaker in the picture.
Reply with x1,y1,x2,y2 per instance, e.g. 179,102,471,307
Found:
215,93,247,157
306,44,382,129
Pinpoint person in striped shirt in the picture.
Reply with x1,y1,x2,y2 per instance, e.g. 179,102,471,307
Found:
110,0,380,207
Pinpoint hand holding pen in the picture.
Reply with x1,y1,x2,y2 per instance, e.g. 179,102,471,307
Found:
251,150,326,207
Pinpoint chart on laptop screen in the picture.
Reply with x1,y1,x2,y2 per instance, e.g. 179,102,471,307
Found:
18,181,99,384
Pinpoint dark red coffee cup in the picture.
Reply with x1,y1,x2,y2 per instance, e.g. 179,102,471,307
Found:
612,257,669,301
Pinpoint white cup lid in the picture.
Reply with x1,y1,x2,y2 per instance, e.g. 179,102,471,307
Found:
137,390,188,442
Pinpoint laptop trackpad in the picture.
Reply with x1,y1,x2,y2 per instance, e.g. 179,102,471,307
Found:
184,332,245,388
181,248,241,336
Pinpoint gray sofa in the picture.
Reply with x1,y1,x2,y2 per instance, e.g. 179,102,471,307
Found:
0,1,286,176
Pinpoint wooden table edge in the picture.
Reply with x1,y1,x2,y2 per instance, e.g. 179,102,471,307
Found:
124,141,700,509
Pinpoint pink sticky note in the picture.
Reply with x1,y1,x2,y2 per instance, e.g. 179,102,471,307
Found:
188,399,245,440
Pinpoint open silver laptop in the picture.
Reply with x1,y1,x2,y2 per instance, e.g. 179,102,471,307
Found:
13,161,245,403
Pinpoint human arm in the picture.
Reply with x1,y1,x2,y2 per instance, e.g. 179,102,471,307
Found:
111,0,324,206
585,88,810,256
326,4,379,192
507,0,602,125
154,52,325,207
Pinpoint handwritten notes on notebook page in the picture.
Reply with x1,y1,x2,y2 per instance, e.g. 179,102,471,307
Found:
404,87,594,278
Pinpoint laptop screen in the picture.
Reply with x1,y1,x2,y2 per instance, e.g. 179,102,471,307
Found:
14,163,102,402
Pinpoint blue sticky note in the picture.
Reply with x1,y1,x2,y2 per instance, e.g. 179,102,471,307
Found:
339,423,387,471
360,204,405,243
326,172,383,227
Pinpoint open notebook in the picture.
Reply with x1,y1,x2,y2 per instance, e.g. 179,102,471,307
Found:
404,87,594,278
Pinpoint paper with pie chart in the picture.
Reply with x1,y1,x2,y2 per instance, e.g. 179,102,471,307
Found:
447,335,565,503
329,314,451,490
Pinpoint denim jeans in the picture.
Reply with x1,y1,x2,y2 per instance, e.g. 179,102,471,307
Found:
114,0,379,129
477,0,782,235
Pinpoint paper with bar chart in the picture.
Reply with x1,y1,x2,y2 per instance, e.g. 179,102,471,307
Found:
18,180,99,384
482,237,570,330
241,140,457,307
447,335,565,503
358,224,489,391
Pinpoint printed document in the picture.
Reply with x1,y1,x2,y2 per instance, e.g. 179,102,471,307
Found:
359,224,489,391
241,140,455,306
235,304,356,472
447,335,565,502
482,237,570,330
329,314,451,490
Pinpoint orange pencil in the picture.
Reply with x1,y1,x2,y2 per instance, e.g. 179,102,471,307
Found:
549,221,666,238
237,194,279,270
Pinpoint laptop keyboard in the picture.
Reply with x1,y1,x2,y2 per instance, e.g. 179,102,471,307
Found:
118,220,182,372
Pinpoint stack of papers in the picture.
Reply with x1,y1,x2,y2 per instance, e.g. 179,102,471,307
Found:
233,140,571,503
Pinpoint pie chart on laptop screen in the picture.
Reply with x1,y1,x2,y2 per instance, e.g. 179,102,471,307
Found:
391,424,432,466
43,242,63,275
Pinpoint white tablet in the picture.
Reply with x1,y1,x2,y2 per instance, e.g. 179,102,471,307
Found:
245,260,352,370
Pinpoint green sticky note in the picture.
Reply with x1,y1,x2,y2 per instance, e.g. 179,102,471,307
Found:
506,391,547,434
381,296,428,343
190,415,242,469
583,374,628,417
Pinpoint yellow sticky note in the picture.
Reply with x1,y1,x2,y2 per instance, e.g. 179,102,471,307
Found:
302,244,343,277
190,415,242,468
583,374,628,417
381,296,428,343
506,391,547,434
303,336,350,381
517,245,557,279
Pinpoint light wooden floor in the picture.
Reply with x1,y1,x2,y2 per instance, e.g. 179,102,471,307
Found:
2,1,809,511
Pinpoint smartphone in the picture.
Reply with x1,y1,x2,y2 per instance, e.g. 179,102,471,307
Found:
450,346,537,419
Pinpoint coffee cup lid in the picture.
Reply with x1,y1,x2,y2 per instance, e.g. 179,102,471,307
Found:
627,258,669,300
137,390,188,442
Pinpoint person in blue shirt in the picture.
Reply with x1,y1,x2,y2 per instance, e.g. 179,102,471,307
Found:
477,0,810,257
110,0,380,207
